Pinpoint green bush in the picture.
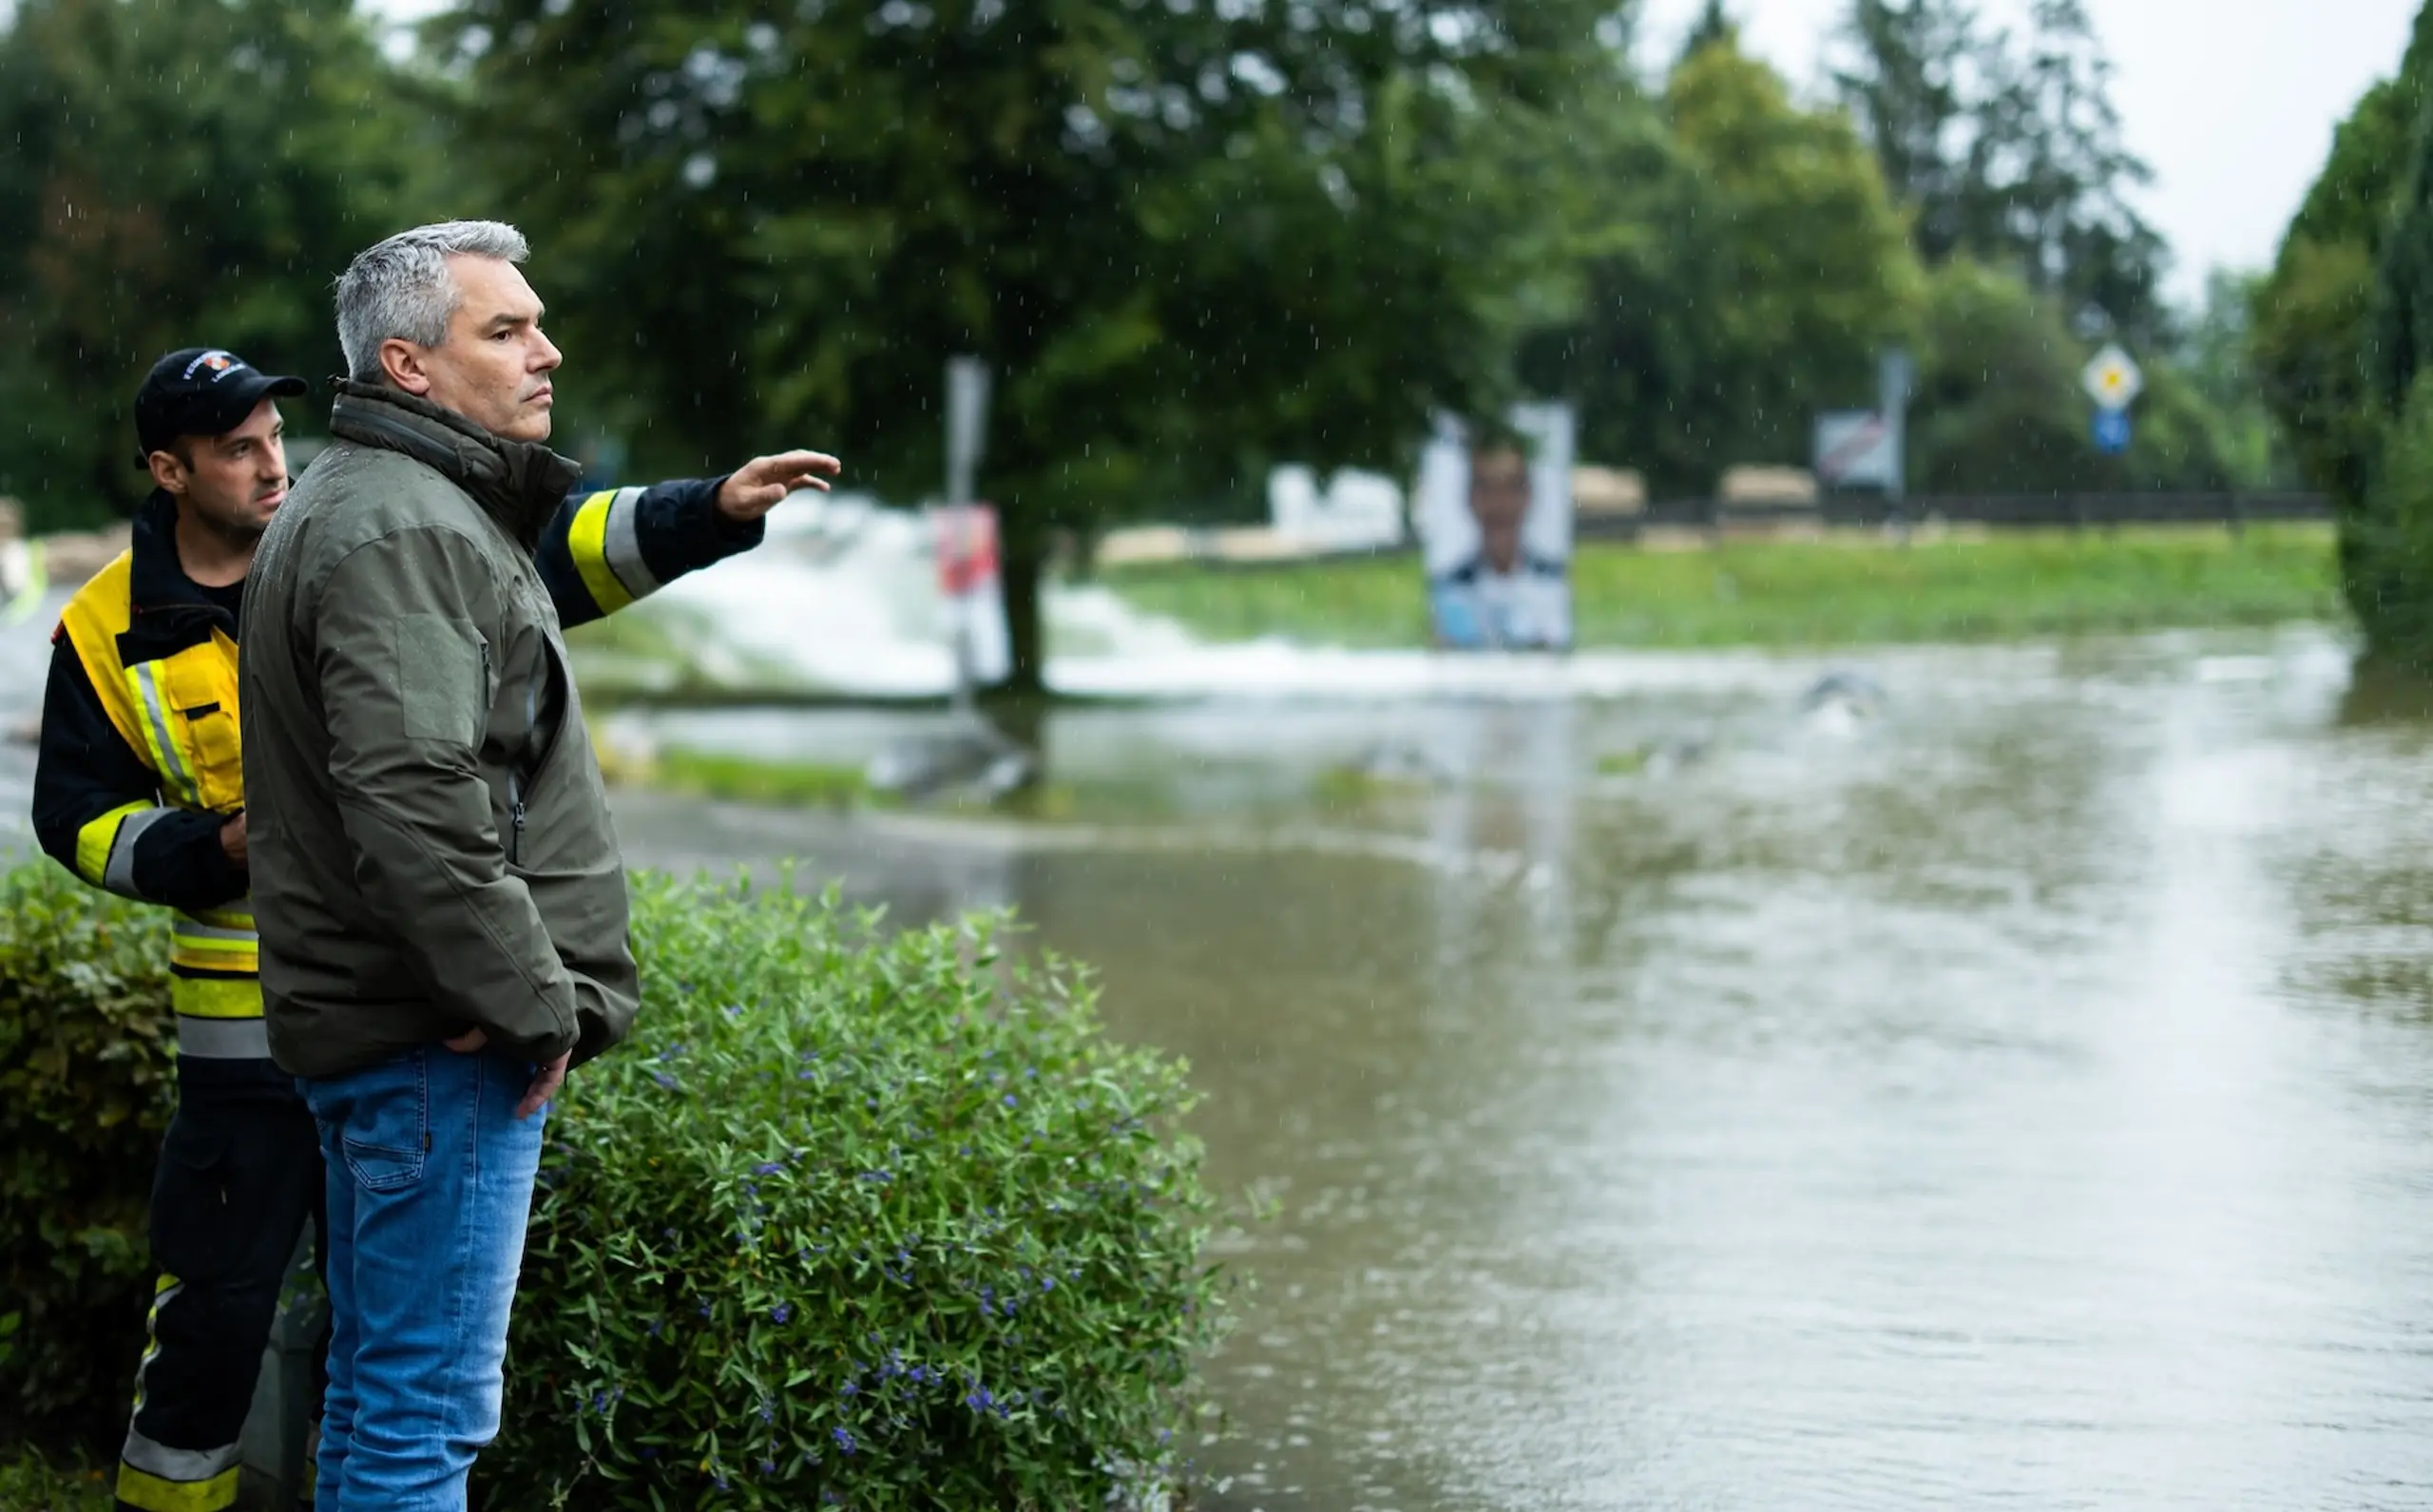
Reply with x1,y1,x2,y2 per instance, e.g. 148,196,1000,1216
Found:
492,873,1226,1510
0,1445,114,1511
0,860,1229,1504
0,863,175,1446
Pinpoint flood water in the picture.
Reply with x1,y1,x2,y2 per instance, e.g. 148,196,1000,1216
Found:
602,624,2433,1511
9,602,2431,1508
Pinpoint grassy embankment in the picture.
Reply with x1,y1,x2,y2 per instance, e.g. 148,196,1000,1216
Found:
1099,525,2345,648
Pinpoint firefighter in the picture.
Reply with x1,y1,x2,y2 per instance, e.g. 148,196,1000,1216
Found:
33,345,831,1512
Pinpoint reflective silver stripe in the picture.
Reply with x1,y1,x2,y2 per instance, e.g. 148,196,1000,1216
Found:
122,1426,241,1483
174,1015,271,1060
170,914,259,944
602,486,662,600
103,807,174,898
129,662,200,807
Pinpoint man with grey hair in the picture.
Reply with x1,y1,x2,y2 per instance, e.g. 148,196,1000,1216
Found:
239,220,837,1510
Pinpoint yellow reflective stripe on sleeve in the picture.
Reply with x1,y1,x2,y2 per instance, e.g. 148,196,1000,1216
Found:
567,489,635,615
170,975,262,1020
74,800,151,887
114,1461,240,1512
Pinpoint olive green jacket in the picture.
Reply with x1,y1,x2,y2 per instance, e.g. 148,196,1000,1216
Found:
240,381,637,1078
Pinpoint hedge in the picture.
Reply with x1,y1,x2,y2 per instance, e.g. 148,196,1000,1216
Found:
0,860,1228,1508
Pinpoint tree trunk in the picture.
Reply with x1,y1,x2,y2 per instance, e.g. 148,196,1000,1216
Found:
996,530,1047,697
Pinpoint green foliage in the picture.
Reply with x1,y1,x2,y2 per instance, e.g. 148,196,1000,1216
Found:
491,875,1225,1511
1910,259,2236,494
2346,367,2433,660
641,749,876,811
0,860,1225,1502
1834,0,2167,343
442,0,1617,686
0,865,174,1446
2174,272,2300,490
1524,37,1920,492
0,0,438,529
0,1445,114,1511
2256,0,2433,660
1102,526,2341,649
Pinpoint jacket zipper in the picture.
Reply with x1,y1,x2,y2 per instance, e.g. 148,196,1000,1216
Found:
505,633,567,869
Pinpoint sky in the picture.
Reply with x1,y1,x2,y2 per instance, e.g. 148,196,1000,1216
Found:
1639,0,2422,303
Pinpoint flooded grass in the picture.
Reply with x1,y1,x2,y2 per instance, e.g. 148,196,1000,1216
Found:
608,745,877,809
1098,524,2344,648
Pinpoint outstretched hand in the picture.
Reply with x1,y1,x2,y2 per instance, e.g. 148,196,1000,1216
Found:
716,450,842,521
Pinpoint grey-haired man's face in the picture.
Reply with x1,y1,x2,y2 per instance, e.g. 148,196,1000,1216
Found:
381,255,562,442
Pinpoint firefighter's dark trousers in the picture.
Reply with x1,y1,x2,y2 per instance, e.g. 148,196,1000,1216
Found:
116,1079,325,1512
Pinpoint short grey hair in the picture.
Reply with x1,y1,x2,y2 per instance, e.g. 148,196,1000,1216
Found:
335,220,531,382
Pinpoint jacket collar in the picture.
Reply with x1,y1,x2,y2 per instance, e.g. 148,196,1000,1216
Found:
326,379,582,546
126,490,222,617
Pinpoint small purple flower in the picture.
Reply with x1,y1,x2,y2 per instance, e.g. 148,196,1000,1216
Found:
771,1303,792,1324
756,1161,783,1176
652,1071,680,1091
832,1426,857,1455
1003,1093,1017,1107
758,1459,776,1475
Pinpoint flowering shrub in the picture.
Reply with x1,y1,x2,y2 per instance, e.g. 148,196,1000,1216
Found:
488,873,1228,1510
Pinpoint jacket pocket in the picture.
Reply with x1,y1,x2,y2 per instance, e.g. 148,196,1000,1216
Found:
335,1049,430,1194
158,638,244,813
149,1115,241,1282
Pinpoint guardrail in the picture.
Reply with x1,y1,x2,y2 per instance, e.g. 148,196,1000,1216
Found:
1593,490,2331,537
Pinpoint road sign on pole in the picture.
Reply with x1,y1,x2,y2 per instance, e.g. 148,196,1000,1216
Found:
2093,406,2132,455
1815,411,1898,489
2081,344,2144,411
1877,346,1912,503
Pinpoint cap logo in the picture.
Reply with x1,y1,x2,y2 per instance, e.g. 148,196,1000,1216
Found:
182,350,245,382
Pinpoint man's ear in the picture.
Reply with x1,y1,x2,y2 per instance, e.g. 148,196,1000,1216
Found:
147,450,185,497
378,337,433,395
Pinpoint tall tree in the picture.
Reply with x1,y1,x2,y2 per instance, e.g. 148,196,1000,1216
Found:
446,0,1618,692
1834,0,2166,342
2253,0,2433,650
1525,34,1920,492
1832,0,1979,261
0,0,437,529
1677,0,1738,67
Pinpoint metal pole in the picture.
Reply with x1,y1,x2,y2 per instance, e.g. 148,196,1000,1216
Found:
944,356,990,718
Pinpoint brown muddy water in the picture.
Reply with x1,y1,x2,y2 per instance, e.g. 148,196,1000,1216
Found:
6,607,2429,1509
600,625,2433,1512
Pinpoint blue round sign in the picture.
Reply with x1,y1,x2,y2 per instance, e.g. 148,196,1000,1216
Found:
2093,407,2132,455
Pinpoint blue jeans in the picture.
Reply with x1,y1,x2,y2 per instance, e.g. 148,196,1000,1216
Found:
299,1046,547,1512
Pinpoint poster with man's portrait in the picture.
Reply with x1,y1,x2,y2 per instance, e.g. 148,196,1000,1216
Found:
1417,404,1575,652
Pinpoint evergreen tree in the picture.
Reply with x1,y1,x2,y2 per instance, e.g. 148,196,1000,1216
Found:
1833,0,1979,261
1834,0,2166,341
2254,0,2433,653
1677,0,1738,67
